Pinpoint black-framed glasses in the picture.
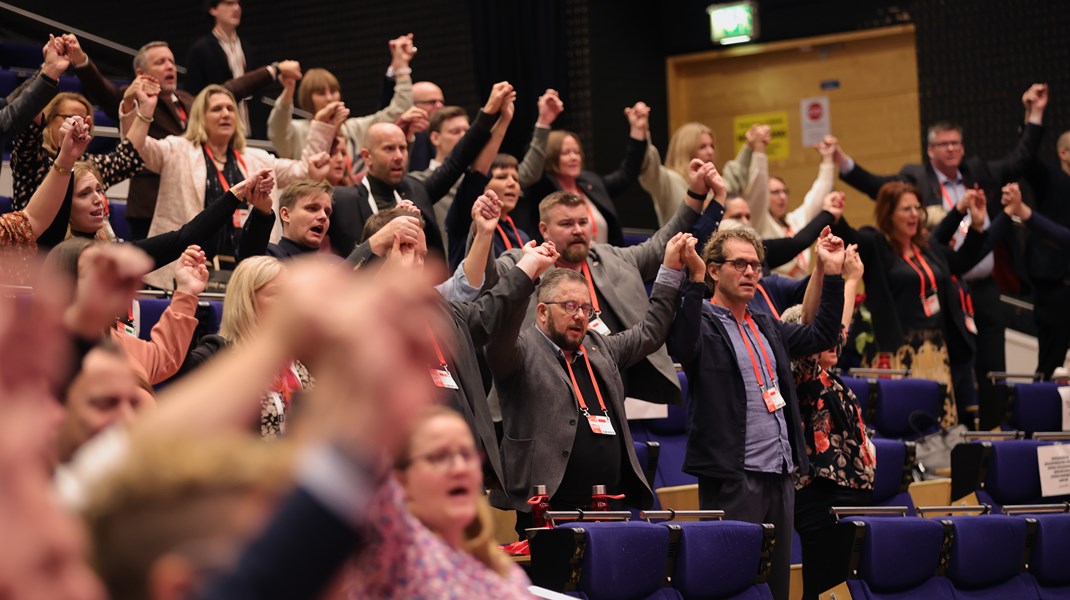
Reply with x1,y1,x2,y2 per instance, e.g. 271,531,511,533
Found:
545,301,595,319
929,140,962,149
715,258,763,273
407,447,481,473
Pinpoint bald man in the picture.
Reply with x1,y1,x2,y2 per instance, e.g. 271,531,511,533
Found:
329,83,514,261
408,81,445,171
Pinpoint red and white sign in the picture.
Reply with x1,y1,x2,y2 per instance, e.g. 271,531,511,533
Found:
800,96,831,147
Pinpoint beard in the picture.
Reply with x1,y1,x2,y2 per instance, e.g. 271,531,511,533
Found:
545,313,584,351
558,239,590,264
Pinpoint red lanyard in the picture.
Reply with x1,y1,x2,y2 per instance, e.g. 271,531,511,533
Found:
902,245,937,298
710,299,777,390
563,345,608,415
950,276,975,316
755,283,781,320
579,261,601,315
204,145,248,193
495,215,523,250
426,323,448,368
939,182,958,211
173,97,188,128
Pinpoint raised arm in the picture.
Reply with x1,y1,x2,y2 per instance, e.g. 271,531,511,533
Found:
419,83,506,202
1002,181,1070,250
23,116,90,239
484,241,557,379
781,234,845,358
461,191,502,289
516,89,562,188
739,125,772,232
985,84,1047,185
0,36,64,136
266,71,300,158
63,34,125,120
786,137,838,231
470,89,516,175
602,101,650,194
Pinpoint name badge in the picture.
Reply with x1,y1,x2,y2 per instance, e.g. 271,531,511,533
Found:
232,206,251,229
430,367,459,389
964,314,978,334
762,386,786,413
922,292,941,317
587,414,617,435
588,316,611,335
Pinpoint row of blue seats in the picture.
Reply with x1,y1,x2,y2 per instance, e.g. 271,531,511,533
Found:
838,512,1070,599
952,439,1070,511
529,518,775,600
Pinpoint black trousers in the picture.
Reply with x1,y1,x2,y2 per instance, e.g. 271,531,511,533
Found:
699,471,794,600
968,277,1006,430
794,479,872,600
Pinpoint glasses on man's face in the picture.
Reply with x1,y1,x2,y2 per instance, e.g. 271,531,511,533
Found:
929,140,962,150
409,447,481,473
545,301,595,319
716,258,763,273
415,99,445,107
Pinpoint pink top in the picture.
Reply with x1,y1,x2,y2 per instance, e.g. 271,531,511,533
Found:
112,291,199,384
346,478,534,600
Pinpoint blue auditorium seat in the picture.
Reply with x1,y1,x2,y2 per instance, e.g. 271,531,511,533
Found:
58,76,81,93
667,520,774,599
108,202,130,240
943,515,1039,599
1021,513,1070,599
0,42,41,69
136,298,171,341
951,440,1070,512
839,374,874,421
645,401,698,491
842,516,955,599
871,378,947,439
559,521,680,600
1010,383,1065,436
633,441,660,490
0,195,12,214
93,108,117,128
871,438,917,514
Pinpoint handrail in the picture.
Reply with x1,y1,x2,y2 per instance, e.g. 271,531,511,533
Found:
544,510,632,526
830,506,909,519
987,371,1043,383
847,368,910,378
2,284,226,301
915,504,991,517
962,431,1023,440
1032,432,1070,441
1001,502,1070,515
640,509,725,522
0,2,157,69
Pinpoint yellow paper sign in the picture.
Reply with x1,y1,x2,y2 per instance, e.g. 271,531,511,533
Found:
733,111,790,162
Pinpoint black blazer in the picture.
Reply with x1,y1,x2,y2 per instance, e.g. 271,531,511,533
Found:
329,110,496,258
517,136,648,247
185,33,257,97
840,123,1044,221
668,276,845,481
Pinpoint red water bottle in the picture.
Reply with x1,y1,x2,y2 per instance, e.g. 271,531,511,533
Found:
876,352,892,378
527,485,552,528
589,484,624,511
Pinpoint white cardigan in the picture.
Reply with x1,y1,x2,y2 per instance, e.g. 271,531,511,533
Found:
139,120,335,288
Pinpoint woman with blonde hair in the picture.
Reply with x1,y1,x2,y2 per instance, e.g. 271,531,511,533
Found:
10,91,146,210
346,405,533,599
127,82,332,289
180,255,308,438
268,35,416,162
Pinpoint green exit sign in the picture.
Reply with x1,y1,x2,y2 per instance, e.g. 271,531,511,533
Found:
707,1,758,45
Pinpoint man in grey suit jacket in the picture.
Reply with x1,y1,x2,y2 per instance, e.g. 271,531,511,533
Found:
487,233,706,524
491,165,724,411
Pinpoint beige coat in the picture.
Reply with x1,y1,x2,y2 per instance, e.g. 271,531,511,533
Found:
140,120,335,288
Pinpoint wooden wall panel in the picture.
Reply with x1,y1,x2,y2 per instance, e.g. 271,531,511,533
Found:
667,26,919,228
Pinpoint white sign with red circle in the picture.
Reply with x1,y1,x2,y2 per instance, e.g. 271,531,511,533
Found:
800,96,830,147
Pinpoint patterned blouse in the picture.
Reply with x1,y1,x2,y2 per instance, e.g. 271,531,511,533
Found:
0,211,36,285
259,361,313,438
791,330,876,491
10,120,145,210
346,478,534,599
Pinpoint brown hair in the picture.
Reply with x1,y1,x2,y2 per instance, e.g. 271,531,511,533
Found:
537,190,585,224
360,207,426,243
490,153,518,172
297,68,342,114
701,227,766,291
544,130,583,178
537,268,587,303
428,105,469,134
874,181,927,253
278,179,333,213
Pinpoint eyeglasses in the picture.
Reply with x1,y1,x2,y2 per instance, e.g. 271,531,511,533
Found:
408,447,481,472
715,258,763,273
545,301,595,319
929,140,962,149
770,188,790,196
415,99,445,107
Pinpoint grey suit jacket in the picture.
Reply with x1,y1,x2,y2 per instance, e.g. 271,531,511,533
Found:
487,277,693,511
491,202,702,412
